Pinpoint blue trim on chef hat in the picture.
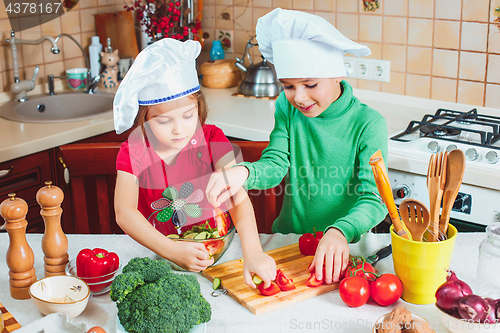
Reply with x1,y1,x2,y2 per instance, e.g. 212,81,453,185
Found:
138,85,201,105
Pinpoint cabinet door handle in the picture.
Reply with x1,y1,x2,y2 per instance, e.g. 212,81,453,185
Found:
59,157,70,184
0,166,14,178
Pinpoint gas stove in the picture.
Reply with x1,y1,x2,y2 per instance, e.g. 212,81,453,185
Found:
387,108,500,229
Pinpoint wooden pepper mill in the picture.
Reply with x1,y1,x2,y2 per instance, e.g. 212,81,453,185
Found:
0,193,37,299
36,181,69,277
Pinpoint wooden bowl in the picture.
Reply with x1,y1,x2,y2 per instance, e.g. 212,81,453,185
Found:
200,60,240,89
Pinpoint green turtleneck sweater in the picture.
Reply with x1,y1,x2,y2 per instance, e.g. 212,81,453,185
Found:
241,81,388,243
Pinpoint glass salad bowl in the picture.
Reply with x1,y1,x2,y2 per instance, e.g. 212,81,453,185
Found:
65,259,122,296
149,208,235,270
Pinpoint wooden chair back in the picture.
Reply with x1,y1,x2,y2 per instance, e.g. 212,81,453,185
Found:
58,142,122,234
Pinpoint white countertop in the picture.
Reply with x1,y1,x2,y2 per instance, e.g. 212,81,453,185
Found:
0,232,485,333
1,85,499,190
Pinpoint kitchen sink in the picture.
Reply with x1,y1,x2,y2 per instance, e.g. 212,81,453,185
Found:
0,92,114,123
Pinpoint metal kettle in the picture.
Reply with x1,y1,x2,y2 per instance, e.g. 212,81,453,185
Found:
235,37,282,98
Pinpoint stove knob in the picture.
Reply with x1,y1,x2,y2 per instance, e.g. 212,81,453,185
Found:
486,151,499,164
427,141,440,153
466,148,479,161
446,144,458,152
394,185,410,199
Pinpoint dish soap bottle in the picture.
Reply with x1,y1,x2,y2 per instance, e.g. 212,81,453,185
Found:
89,36,102,78
210,40,224,61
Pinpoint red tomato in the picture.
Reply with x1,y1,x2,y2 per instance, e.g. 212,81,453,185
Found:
258,281,281,296
345,261,376,281
87,327,106,333
339,276,370,308
305,272,324,287
204,240,224,256
275,269,296,291
370,273,403,306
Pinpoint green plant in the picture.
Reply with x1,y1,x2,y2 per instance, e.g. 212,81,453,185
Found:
111,257,211,333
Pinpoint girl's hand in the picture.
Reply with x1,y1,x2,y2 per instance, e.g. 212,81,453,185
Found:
206,166,249,208
242,251,277,289
309,228,349,284
170,241,214,272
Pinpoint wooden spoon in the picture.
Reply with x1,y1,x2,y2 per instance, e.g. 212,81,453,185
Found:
399,199,430,242
440,149,466,239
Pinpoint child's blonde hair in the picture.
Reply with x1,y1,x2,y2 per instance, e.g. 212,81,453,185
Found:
133,90,208,141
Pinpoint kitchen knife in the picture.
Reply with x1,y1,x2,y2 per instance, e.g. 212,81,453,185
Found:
366,244,392,266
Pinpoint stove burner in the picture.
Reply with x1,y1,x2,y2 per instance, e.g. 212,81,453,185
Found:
419,125,461,139
458,113,479,124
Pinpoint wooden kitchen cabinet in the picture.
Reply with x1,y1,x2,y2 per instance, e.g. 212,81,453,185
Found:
0,151,53,233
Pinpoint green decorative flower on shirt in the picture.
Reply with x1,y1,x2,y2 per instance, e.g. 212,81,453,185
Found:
150,182,203,228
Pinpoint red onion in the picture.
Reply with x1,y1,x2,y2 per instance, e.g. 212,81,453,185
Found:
458,295,491,322
484,298,499,323
435,270,473,312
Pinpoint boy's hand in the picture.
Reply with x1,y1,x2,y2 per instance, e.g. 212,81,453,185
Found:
242,251,277,289
309,228,349,284
171,241,214,272
206,166,249,208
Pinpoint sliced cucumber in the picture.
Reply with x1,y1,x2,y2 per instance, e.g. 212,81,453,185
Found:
195,231,210,240
252,274,263,285
213,277,222,290
184,233,197,239
212,231,220,238
166,234,179,239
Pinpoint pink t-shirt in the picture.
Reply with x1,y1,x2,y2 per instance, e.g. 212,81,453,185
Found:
116,124,233,235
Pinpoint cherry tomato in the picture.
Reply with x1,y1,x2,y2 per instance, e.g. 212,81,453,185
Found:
305,272,324,287
87,327,106,333
338,276,370,308
345,260,376,281
370,273,403,306
258,281,281,296
275,269,296,291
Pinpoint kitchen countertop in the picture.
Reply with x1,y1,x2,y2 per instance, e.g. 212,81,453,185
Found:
0,231,485,333
1,85,499,189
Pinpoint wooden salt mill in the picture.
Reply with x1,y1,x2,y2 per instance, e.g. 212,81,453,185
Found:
37,181,68,277
0,193,37,299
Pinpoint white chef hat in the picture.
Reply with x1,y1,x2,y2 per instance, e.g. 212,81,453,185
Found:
256,8,371,79
113,38,202,134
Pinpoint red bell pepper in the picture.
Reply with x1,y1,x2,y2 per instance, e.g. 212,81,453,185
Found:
298,227,324,256
76,248,119,293
275,269,296,291
257,281,281,296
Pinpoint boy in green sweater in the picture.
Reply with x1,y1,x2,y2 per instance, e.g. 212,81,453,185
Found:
206,8,389,288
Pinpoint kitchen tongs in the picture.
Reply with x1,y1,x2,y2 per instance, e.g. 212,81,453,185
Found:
370,150,412,240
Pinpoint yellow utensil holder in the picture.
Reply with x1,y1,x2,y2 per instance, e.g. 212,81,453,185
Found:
390,224,457,304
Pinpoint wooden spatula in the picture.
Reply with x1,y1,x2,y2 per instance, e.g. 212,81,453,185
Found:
440,149,466,239
399,199,430,242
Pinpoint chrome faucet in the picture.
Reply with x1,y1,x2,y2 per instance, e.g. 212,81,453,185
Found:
53,33,100,95
6,30,60,102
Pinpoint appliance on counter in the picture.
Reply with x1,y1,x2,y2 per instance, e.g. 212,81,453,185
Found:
235,37,283,98
387,108,500,232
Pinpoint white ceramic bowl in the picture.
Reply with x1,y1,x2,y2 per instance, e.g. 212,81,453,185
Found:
436,304,500,333
373,311,435,333
29,275,90,318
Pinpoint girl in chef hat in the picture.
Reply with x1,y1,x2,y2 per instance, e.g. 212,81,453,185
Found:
207,8,388,287
113,38,276,276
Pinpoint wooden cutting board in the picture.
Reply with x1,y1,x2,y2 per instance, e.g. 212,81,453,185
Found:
95,10,139,59
1,302,21,333
202,243,340,315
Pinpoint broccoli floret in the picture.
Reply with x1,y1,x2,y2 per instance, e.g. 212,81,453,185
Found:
122,256,172,283
110,271,144,303
112,257,211,333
